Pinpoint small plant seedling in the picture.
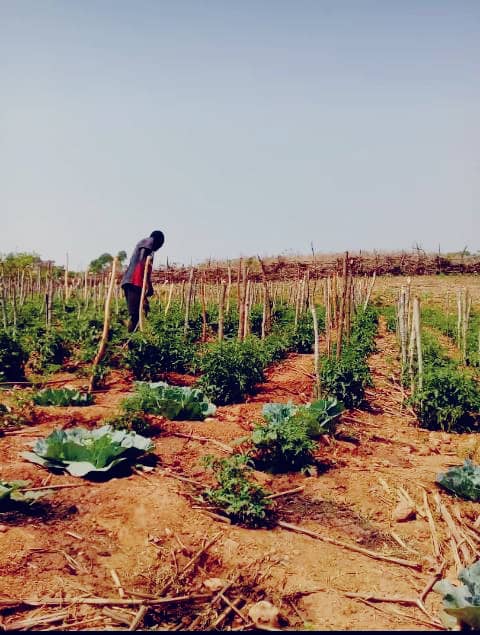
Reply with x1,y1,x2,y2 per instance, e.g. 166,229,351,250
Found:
201,454,272,526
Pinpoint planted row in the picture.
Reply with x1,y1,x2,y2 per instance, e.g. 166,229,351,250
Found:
319,307,378,408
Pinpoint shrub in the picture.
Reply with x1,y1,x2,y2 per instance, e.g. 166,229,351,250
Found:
260,331,291,365
286,312,315,354
197,336,265,405
348,307,378,356
202,454,272,526
124,329,195,380
105,411,152,435
0,332,27,381
251,409,316,472
410,367,480,432
320,349,372,409
25,330,70,373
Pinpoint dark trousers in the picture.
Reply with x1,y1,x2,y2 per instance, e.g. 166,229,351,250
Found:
123,284,149,332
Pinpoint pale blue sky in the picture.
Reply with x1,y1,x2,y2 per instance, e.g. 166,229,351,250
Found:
1,1,479,269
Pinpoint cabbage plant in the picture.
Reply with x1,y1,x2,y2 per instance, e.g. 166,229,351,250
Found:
32,387,93,407
437,460,480,502
22,425,154,477
122,381,216,421
434,560,480,629
263,398,344,438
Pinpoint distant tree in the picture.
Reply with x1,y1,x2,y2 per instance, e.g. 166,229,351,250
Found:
89,253,113,273
89,250,128,273
0,252,41,274
117,250,127,265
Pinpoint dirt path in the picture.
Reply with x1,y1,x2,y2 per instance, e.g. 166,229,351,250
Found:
0,327,477,630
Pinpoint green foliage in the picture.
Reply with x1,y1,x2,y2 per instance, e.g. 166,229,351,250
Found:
105,411,151,435
380,306,397,333
89,252,114,273
22,425,154,477
117,250,127,266
434,560,480,630
421,331,455,369
124,329,195,380
263,398,344,438
122,381,216,420
410,367,480,432
437,460,480,502
197,336,266,405
348,307,379,356
24,329,69,373
202,454,272,526
287,312,316,353
32,387,94,407
0,480,50,506
466,313,480,367
320,350,372,409
319,307,377,409
259,331,291,365
0,332,27,381
422,306,456,339
421,305,480,367
251,409,315,473
0,252,41,273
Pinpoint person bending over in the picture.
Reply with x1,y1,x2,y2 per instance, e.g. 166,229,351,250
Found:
121,230,165,332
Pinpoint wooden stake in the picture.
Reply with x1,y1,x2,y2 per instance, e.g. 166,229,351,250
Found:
310,300,321,398
183,267,194,338
336,253,348,359
139,255,152,332
88,257,117,392
218,279,227,342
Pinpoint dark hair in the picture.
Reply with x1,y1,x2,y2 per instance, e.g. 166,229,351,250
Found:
150,230,165,250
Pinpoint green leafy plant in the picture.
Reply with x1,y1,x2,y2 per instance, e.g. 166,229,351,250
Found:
410,367,480,432
0,332,27,381
0,480,50,506
25,330,69,374
263,398,344,438
32,387,94,407
434,560,480,629
201,454,272,526
124,329,195,380
122,381,216,420
105,411,152,435
437,460,480,502
197,337,265,405
286,311,319,354
345,307,378,357
251,412,315,473
380,306,397,333
260,332,291,365
22,425,154,477
320,349,372,409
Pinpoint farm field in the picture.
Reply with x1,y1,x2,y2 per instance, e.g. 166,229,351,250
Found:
1,263,480,631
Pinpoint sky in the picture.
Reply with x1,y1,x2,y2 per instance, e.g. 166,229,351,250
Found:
1,0,479,270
